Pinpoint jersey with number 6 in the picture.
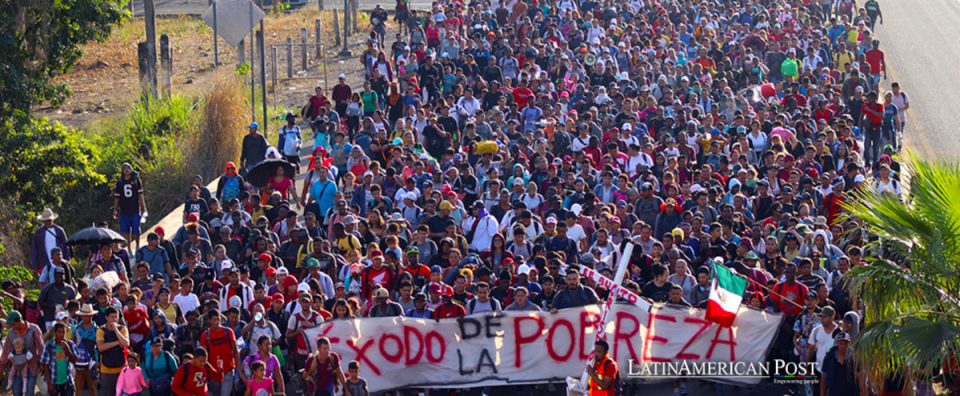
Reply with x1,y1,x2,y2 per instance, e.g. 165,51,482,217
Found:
114,176,143,215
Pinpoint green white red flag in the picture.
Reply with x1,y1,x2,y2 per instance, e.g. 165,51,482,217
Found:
705,260,747,327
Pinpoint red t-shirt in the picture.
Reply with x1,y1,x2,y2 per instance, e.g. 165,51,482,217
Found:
200,327,238,372
862,102,884,125
771,281,808,317
512,87,535,107
172,362,222,396
433,302,466,319
864,49,884,74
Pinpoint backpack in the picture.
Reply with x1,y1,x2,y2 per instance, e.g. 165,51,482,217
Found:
23,300,42,330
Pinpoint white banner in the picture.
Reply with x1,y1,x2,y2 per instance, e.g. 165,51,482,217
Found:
304,303,782,392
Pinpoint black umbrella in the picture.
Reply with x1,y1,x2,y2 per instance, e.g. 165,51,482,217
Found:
67,226,126,246
247,159,296,187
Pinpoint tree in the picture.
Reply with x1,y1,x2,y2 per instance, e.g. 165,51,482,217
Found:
0,115,106,211
842,154,960,392
0,0,128,118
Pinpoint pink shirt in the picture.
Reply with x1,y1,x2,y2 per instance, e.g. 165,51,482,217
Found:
116,366,147,396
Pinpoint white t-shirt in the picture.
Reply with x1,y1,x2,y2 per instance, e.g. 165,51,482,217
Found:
173,293,200,315
890,91,909,122
566,224,587,244
808,323,838,371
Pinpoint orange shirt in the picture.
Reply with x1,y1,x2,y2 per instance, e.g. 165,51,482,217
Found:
589,357,618,396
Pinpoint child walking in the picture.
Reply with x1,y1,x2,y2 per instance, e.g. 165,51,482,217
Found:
344,361,369,396
245,360,274,396
116,353,148,396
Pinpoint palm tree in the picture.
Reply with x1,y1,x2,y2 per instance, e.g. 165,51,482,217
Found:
841,153,960,392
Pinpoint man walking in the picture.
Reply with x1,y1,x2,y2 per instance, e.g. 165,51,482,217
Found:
30,208,69,276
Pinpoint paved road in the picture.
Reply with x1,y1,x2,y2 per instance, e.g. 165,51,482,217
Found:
871,0,960,160
131,0,429,16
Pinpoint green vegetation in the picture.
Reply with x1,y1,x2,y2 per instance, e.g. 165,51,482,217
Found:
843,153,960,392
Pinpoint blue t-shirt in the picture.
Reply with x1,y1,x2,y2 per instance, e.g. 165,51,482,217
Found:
311,179,339,217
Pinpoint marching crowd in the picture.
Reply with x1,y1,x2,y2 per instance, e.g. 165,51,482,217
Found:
18,0,925,395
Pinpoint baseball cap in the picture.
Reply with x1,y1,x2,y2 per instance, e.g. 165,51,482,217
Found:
265,267,277,277
373,288,390,299
258,253,273,263
430,265,443,274
305,258,320,269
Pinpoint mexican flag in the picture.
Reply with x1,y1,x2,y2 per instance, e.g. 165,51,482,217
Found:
705,261,747,327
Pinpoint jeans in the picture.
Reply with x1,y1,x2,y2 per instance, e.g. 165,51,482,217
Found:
208,371,235,396
98,373,119,396
52,382,76,396
863,124,882,165
882,123,898,150
12,374,36,396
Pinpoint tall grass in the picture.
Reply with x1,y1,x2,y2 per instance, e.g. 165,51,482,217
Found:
61,73,248,232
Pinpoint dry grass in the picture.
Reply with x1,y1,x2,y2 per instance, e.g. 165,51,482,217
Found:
42,8,346,128
196,71,248,180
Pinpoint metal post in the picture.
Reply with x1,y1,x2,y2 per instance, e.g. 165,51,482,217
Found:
301,28,308,70
259,29,268,134
271,46,278,92
250,0,256,120
212,0,219,66
318,0,323,10
351,0,357,33
333,9,341,47
286,37,293,77
339,0,351,56
315,19,322,58
239,40,246,64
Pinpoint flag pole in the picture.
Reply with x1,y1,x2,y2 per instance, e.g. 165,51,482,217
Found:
714,259,805,311
571,240,635,394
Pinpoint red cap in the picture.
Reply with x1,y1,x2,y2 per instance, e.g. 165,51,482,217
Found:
283,275,299,287
270,293,285,304
265,267,277,276
441,285,454,297
428,283,442,294
806,168,819,178
154,226,165,235
187,212,200,222
258,253,273,263
369,249,383,258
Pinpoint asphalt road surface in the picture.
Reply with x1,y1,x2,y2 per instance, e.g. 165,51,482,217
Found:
131,0,431,16
871,0,960,160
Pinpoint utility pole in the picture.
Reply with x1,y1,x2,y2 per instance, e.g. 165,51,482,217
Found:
143,0,158,97
256,0,267,133
339,0,351,57
212,0,219,66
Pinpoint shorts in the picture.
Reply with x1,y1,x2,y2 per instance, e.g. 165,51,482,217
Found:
118,214,141,235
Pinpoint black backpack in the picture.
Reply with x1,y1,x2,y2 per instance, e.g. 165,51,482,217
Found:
600,358,624,396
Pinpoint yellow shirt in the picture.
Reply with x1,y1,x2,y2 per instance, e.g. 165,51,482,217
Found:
95,326,130,374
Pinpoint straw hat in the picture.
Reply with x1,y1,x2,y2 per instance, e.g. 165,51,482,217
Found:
37,208,59,221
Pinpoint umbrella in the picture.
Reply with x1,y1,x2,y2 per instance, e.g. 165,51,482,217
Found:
67,226,126,246
247,159,296,187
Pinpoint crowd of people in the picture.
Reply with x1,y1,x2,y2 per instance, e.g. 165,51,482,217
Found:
18,0,925,395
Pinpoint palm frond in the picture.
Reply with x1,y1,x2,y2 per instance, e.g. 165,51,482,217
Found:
840,152,960,385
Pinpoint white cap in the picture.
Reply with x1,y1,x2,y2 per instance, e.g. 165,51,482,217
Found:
229,295,242,308
277,267,290,276
338,73,346,79
622,123,632,131
220,261,234,272
517,264,531,276
854,174,866,183
689,184,705,194
297,283,311,294
571,203,583,216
